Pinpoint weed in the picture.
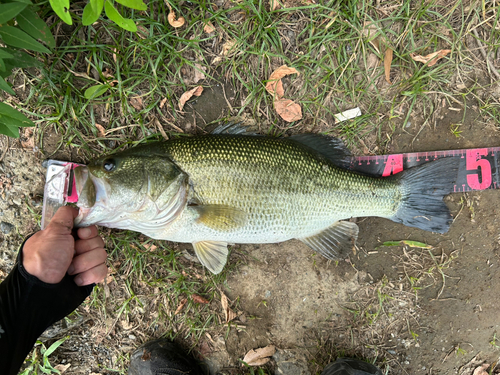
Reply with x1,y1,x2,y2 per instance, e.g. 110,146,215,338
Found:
20,337,69,375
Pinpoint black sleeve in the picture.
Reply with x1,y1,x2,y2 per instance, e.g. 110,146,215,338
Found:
0,241,94,375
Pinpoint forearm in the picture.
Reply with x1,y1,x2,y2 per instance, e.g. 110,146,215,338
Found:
0,244,94,375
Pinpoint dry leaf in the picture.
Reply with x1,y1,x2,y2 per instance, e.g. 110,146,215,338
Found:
410,49,451,67
143,243,157,252
274,99,302,122
192,294,210,304
270,0,280,10
362,22,380,54
175,298,188,315
242,345,276,366
159,97,168,109
204,21,215,33
54,364,71,373
221,292,237,323
265,65,299,97
95,124,106,137
137,25,148,39
167,5,185,28
130,96,143,110
384,48,393,84
178,86,203,110
473,364,490,375
212,40,237,64
193,63,206,83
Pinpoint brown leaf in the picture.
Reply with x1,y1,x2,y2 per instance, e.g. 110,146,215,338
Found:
242,345,276,366
265,65,299,98
270,0,280,10
221,292,238,323
54,364,71,373
204,21,215,33
192,294,210,304
95,124,106,137
384,48,393,84
178,86,203,110
159,97,168,109
274,99,302,122
143,243,157,252
362,22,380,54
473,364,490,375
193,63,206,83
130,96,143,110
198,341,212,358
175,298,188,315
167,5,185,28
410,49,451,67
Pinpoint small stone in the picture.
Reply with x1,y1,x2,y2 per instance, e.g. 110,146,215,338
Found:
0,222,14,234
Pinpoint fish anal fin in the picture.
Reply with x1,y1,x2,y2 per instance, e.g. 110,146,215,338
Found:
289,134,352,169
299,220,359,260
193,241,228,274
193,204,247,232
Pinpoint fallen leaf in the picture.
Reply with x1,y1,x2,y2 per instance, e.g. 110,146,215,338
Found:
270,0,280,10
410,49,451,67
212,40,237,64
198,341,212,358
137,25,148,39
130,96,143,110
473,364,490,375
274,99,302,122
175,298,188,315
143,243,157,252
159,97,168,108
242,345,276,366
221,292,238,323
265,65,299,98
55,364,71,373
167,4,185,28
192,294,210,304
178,86,203,110
95,124,106,137
193,63,206,83
204,21,215,33
384,48,393,84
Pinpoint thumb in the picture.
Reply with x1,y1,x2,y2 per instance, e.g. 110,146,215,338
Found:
46,206,79,235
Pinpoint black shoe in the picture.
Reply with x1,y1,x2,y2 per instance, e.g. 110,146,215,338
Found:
321,358,383,375
128,338,205,375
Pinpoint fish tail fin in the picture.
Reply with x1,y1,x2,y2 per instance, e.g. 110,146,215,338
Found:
391,157,460,233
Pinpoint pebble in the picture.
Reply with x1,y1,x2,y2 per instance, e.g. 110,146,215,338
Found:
0,222,14,234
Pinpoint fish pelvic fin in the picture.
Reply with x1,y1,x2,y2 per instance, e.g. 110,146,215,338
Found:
193,204,247,232
193,241,228,274
391,157,460,233
299,220,359,260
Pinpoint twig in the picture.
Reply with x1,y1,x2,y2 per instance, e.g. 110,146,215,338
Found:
0,137,9,164
472,27,500,81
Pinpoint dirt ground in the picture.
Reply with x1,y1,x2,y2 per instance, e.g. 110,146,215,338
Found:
2,86,500,375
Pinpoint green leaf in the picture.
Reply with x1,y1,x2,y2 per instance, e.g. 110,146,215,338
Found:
49,0,72,25
82,0,104,26
381,240,433,249
0,26,51,53
0,2,27,24
115,0,146,11
43,337,68,357
2,48,40,68
0,123,20,138
84,84,110,99
16,7,56,48
0,75,15,95
0,48,14,59
0,102,34,128
0,58,5,72
104,1,136,32
10,0,33,4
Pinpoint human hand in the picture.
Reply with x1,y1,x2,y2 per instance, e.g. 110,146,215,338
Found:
23,206,107,286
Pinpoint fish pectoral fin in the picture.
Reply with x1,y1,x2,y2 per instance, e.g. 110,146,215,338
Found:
299,220,359,260
193,241,228,274
193,204,247,232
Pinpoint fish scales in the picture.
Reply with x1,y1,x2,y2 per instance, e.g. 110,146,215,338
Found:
154,135,401,243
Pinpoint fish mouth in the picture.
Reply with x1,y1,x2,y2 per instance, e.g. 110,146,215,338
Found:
74,166,102,227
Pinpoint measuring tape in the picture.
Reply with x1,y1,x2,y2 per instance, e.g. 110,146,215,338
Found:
350,147,499,192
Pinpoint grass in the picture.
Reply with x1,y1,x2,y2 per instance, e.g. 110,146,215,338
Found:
2,0,499,373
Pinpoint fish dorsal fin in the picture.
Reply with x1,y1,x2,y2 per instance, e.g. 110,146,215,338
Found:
211,121,255,135
299,220,359,260
289,134,352,169
192,204,247,231
193,241,228,274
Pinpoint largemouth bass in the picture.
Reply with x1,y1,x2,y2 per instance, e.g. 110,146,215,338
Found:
74,129,459,274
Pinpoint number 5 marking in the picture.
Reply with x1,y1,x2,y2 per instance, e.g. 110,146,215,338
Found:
466,148,492,190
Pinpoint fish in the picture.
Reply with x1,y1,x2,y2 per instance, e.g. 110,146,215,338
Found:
74,125,459,274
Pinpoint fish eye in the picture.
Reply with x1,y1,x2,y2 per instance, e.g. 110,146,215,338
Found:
103,158,116,172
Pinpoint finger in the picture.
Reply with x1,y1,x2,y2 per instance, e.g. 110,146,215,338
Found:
75,236,105,254
68,247,107,275
74,263,108,286
77,225,99,240
46,206,79,234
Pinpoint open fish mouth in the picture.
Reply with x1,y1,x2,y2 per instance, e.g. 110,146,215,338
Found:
73,166,107,227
